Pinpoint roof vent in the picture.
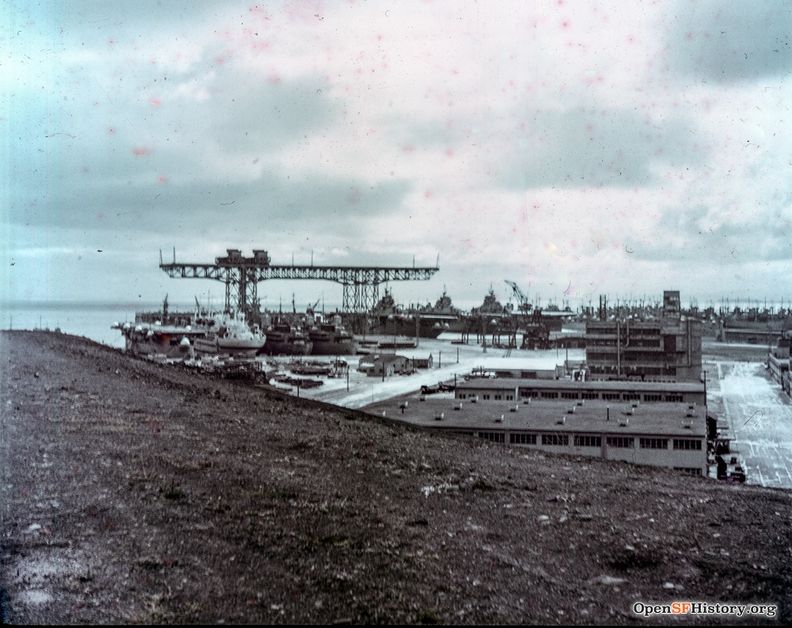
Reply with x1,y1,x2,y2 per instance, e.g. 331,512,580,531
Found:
523,397,532,404
626,406,635,416
577,399,585,406
470,396,478,404
510,405,519,413
419,396,425,402
434,412,444,421
454,403,462,411
556,416,566,425
685,409,695,418
688,403,696,410
631,401,639,408
619,417,630,427
496,414,504,423
567,406,576,414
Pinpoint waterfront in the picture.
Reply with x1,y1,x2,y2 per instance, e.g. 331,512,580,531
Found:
2,330,790,623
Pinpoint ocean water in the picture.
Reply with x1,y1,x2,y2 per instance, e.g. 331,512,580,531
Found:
0,302,194,349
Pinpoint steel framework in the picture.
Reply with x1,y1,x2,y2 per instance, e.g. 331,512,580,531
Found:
159,250,438,314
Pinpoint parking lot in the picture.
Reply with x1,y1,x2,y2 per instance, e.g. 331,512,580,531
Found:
706,359,792,489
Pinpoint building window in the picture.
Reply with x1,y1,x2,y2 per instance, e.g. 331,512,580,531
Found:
458,393,466,399
623,393,640,401
581,392,599,399
606,436,634,448
483,394,490,400
510,433,537,445
640,438,668,449
542,434,569,446
673,439,702,451
561,392,578,399
494,395,502,400
520,390,539,398
506,395,513,401
665,394,683,402
541,391,558,399
478,431,505,443
574,435,601,448
643,394,662,402
602,393,621,401
673,467,702,476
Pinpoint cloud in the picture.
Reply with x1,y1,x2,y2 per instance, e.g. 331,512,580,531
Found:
500,106,704,188
626,203,792,264
669,0,792,83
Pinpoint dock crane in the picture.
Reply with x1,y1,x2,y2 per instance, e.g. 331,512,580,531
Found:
504,280,551,349
504,280,534,315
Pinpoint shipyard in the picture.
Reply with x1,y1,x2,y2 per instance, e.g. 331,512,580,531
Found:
5,0,792,624
4,246,792,622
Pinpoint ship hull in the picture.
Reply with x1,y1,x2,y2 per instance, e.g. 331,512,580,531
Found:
194,337,265,358
261,339,313,356
310,338,357,356
368,318,445,339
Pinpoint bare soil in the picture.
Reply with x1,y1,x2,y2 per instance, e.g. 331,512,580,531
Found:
1,331,790,624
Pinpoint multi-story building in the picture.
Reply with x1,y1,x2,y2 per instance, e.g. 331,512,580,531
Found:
585,291,702,382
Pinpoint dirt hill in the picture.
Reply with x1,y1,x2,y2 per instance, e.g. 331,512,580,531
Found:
1,331,790,624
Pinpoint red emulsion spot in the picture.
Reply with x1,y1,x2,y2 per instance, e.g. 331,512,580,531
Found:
132,146,151,157
107,38,116,47
267,72,281,84
627,34,636,44
402,144,415,153
107,127,116,135
561,20,570,29
346,187,361,205
445,148,455,158
685,31,694,41
96,212,105,220
158,175,168,184
424,190,433,199
149,97,162,107
214,55,227,65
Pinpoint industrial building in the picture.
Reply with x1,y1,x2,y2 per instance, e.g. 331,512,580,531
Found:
357,354,434,377
768,335,790,393
367,397,707,476
455,378,707,405
720,328,785,345
585,290,702,382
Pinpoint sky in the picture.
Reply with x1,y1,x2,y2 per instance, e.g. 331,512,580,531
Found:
2,0,792,310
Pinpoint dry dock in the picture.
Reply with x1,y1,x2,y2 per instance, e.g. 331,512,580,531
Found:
1,331,791,623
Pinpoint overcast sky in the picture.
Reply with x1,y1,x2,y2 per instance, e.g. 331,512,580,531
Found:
3,0,791,309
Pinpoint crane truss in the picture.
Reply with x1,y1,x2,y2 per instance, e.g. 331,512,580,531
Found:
159,261,438,314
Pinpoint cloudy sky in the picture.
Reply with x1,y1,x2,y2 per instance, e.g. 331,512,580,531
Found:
3,0,792,309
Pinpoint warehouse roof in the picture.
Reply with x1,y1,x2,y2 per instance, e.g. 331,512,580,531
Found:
366,398,706,438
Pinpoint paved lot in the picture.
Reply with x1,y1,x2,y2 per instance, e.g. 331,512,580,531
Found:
707,360,792,489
